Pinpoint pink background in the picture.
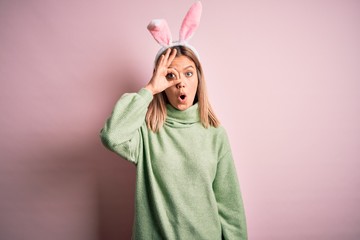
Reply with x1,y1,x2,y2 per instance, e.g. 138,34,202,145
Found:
1,0,359,239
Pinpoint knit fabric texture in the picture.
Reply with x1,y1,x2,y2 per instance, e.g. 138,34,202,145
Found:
100,88,247,239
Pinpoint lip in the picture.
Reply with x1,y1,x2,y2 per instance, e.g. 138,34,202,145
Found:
178,93,187,103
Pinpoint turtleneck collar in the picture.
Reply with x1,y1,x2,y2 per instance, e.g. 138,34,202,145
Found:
165,103,200,128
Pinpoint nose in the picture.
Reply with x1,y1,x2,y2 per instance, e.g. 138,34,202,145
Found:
176,79,185,89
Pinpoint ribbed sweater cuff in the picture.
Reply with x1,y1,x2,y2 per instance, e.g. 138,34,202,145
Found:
138,88,154,104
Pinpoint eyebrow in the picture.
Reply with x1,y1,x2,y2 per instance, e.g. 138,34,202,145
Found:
184,65,195,70
169,65,195,72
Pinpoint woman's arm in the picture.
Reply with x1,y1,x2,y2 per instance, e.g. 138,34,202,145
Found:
100,88,153,164
100,48,181,163
213,149,248,239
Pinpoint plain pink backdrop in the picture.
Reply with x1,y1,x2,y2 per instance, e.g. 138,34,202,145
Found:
1,0,359,239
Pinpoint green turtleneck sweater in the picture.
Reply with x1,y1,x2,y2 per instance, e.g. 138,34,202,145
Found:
100,88,247,240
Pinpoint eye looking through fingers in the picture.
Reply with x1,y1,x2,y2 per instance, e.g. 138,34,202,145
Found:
166,69,179,80
166,72,176,80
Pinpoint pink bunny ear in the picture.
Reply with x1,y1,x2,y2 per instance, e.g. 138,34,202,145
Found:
179,1,202,42
147,19,172,46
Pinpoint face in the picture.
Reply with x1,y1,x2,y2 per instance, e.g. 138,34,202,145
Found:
164,55,198,111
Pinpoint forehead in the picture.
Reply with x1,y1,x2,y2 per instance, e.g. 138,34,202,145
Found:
169,55,195,69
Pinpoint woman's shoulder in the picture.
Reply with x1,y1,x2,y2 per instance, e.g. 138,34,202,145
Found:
208,124,227,135
205,124,230,142
205,125,232,157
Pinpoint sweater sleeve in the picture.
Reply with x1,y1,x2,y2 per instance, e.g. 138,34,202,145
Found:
100,88,153,164
213,148,248,239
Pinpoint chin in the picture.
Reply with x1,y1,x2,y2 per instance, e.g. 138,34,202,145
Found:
172,103,191,111
177,105,190,111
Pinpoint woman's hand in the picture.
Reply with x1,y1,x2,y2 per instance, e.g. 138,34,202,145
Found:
145,48,181,95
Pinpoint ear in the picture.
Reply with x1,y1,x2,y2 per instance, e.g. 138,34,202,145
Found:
147,19,172,46
179,1,202,42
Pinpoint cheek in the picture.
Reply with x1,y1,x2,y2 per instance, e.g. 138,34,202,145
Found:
164,88,175,99
164,89,170,99
191,78,199,92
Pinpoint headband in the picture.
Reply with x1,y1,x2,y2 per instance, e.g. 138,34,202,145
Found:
147,1,202,61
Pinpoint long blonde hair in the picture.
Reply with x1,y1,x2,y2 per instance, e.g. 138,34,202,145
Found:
146,45,220,132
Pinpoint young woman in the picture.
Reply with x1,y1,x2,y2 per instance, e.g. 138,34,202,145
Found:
100,45,247,239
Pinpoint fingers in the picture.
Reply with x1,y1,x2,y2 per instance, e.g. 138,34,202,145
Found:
166,68,182,87
156,54,165,69
167,67,180,80
158,48,177,68
163,48,171,64
168,78,182,87
167,48,177,66
158,48,170,68
155,48,169,69
152,48,180,91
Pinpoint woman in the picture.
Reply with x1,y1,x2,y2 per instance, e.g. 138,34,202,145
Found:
100,45,247,239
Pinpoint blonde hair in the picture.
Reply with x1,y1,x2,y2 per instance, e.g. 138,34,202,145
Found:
146,45,220,132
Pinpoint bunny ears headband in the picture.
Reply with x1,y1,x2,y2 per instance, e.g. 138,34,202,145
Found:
147,1,202,61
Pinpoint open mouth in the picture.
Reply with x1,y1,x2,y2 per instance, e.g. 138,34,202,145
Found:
179,94,187,101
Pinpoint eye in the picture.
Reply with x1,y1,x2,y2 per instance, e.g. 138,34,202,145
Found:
185,72,193,77
166,73,176,79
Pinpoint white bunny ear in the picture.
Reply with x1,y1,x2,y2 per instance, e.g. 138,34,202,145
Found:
179,1,202,42
147,19,172,46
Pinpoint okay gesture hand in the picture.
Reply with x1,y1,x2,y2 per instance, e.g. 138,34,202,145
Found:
145,48,181,95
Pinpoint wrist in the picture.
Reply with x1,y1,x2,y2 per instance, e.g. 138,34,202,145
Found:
145,84,156,95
